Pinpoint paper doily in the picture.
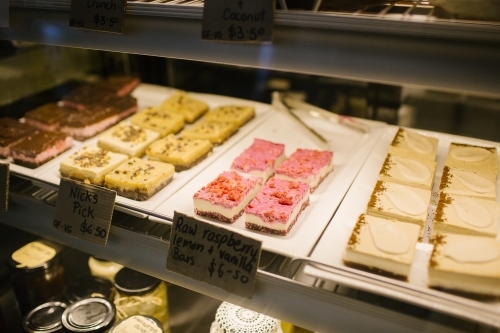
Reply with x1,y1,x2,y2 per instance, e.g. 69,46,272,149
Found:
211,302,283,333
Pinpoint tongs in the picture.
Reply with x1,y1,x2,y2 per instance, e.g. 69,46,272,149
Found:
282,93,371,134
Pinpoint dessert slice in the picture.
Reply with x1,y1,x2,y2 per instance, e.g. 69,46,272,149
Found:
130,107,185,137
245,178,310,235
98,123,160,157
231,139,285,181
60,146,128,185
193,171,262,223
445,142,498,175
24,103,76,132
96,75,140,96
60,84,115,110
0,117,36,158
378,154,437,191
388,128,438,161
10,131,73,168
203,105,255,127
274,149,333,191
367,181,431,226
180,120,237,145
161,92,209,124
439,166,496,201
343,214,421,280
59,95,138,141
105,157,175,201
146,135,213,171
428,233,500,296
433,192,499,238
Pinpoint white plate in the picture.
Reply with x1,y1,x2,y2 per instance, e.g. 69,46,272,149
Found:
153,111,386,257
303,126,500,327
35,84,273,212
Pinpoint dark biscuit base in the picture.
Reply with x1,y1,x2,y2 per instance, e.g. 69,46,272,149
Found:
194,209,243,224
106,176,173,201
245,199,310,236
173,149,213,172
343,261,408,281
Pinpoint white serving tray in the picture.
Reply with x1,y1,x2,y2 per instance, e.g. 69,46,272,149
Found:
35,84,273,213
152,110,386,257
303,126,500,327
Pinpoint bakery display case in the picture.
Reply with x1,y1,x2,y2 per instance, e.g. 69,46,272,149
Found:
1,0,500,332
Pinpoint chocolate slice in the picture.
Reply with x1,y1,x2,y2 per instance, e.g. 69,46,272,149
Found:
96,75,140,96
0,117,36,158
60,84,115,110
24,103,77,132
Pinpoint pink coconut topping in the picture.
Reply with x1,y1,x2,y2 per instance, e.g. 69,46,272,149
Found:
231,139,285,172
276,149,333,179
193,171,261,209
244,178,309,223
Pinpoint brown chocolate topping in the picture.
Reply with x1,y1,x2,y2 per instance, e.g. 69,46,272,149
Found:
24,103,74,125
9,131,69,158
0,117,36,146
62,84,115,108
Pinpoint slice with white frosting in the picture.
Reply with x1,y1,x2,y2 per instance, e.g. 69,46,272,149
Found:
445,142,498,175
439,166,496,201
367,181,431,226
343,214,420,280
388,128,438,161
378,154,437,190
428,233,500,296
433,193,499,238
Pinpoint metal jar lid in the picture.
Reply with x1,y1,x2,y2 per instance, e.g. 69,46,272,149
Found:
65,276,113,304
22,301,67,333
108,315,163,333
212,302,282,333
61,297,115,333
114,268,160,296
8,240,64,273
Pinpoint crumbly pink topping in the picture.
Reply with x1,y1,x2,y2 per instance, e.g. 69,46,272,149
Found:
276,149,333,179
244,178,309,223
193,171,260,208
231,139,285,172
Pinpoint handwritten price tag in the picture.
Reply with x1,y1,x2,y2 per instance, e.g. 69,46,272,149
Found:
202,0,273,42
69,0,126,33
0,163,8,212
166,211,262,298
53,178,115,246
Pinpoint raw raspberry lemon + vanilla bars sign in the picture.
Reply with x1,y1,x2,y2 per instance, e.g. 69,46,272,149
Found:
167,211,262,298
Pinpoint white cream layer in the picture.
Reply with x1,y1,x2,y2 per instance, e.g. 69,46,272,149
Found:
404,130,433,155
275,158,333,190
451,146,491,162
442,169,497,201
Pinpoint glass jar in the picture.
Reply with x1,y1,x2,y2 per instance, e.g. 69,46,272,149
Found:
66,276,113,304
113,268,169,333
61,297,115,333
210,302,283,333
22,301,67,333
88,257,123,282
108,315,163,333
8,240,67,314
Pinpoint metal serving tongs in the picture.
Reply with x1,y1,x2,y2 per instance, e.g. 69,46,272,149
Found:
279,93,371,134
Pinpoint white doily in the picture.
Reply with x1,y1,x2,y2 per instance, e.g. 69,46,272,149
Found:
211,302,283,333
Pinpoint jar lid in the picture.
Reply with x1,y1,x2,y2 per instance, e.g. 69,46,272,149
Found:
213,302,281,333
108,315,163,333
114,268,160,296
8,240,64,273
22,301,67,333
66,276,113,304
61,298,115,332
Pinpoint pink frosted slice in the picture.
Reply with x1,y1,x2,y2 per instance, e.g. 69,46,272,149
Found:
276,149,333,179
231,139,285,173
193,171,261,209
245,178,309,224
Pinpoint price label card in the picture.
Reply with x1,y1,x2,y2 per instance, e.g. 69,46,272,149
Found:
0,163,9,212
53,178,115,246
166,211,262,298
201,0,273,42
69,0,126,33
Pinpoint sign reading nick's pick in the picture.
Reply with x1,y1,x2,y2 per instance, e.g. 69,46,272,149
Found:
69,0,126,33
53,178,115,246
166,211,262,298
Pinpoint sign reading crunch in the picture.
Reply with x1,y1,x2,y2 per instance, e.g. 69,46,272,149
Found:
69,0,126,33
